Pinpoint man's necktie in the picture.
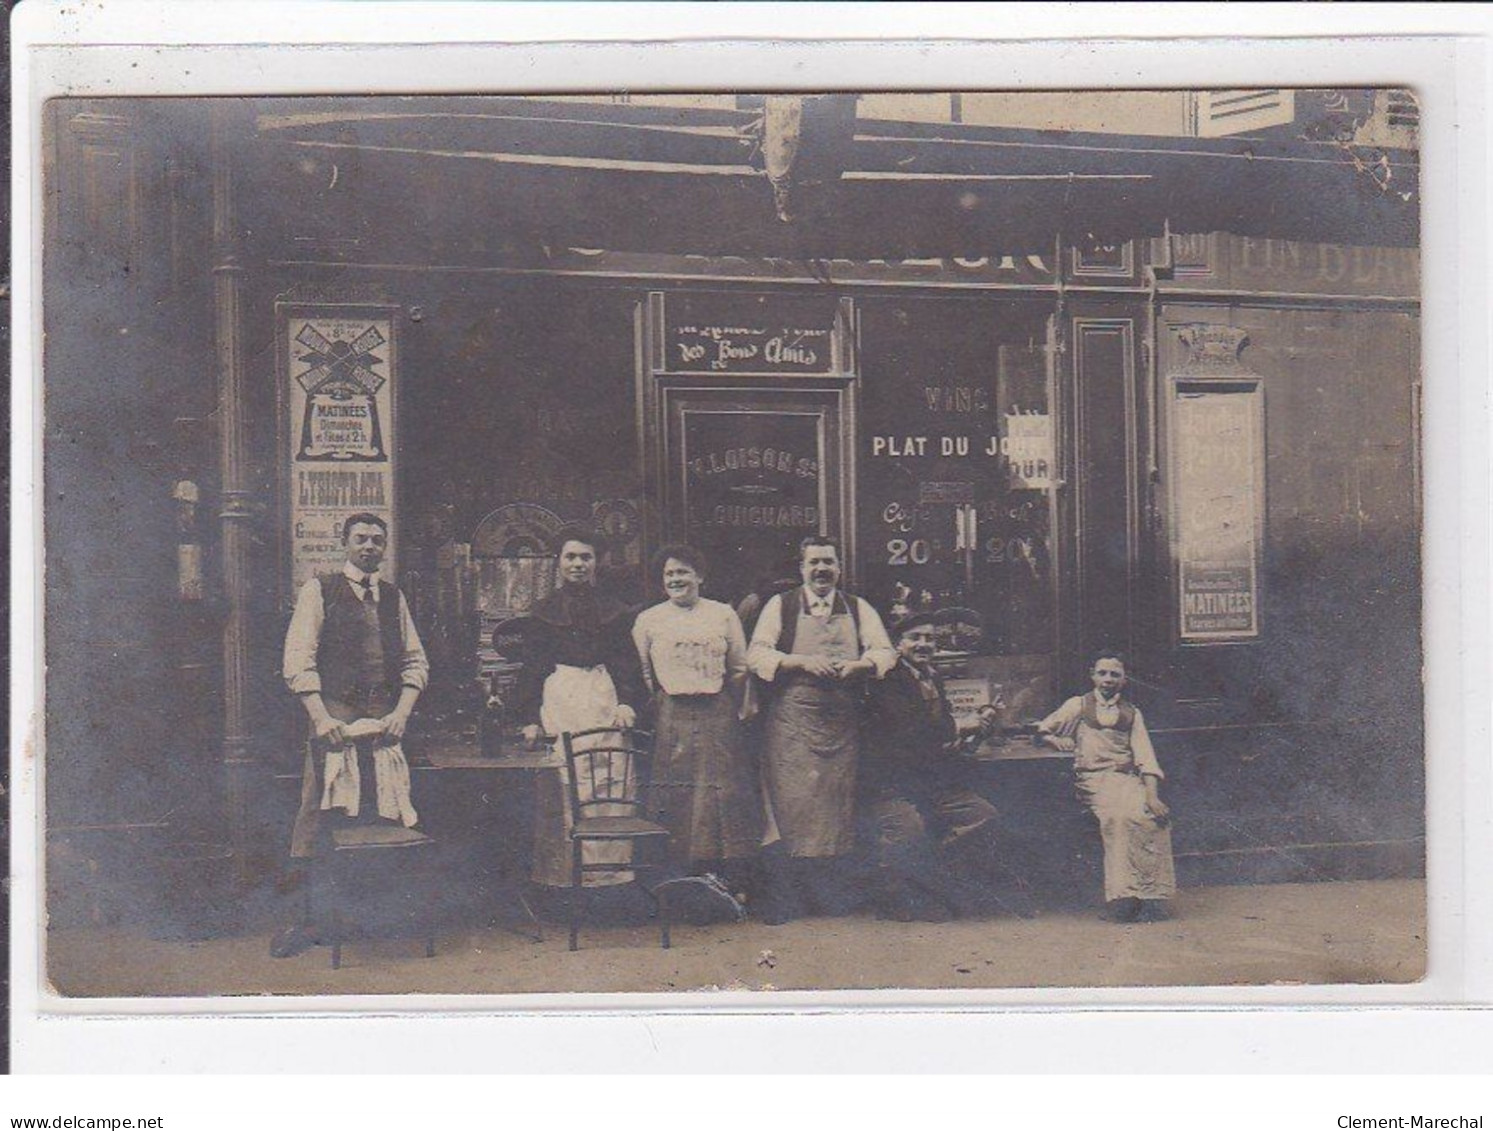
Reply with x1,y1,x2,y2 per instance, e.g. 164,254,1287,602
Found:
359,576,375,606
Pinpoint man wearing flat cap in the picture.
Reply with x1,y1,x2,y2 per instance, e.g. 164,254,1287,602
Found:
860,608,1002,921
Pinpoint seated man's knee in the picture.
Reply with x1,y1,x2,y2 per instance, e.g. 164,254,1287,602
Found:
874,799,926,850
939,791,999,843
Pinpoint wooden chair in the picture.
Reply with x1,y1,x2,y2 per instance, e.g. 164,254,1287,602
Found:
323,823,439,970
560,727,673,951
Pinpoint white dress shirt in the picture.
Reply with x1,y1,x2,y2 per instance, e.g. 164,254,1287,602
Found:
1039,694,1164,778
747,586,897,682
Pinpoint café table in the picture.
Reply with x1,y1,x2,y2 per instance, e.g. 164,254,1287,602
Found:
410,731,562,942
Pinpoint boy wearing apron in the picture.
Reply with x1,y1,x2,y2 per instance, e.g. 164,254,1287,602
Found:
1037,653,1176,922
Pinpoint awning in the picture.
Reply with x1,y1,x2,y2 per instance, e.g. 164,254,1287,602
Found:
239,94,1419,265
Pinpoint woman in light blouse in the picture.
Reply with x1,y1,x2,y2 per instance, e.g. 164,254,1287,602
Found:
632,544,763,885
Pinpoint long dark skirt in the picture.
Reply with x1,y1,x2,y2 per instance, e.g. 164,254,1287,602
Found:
650,691,762,866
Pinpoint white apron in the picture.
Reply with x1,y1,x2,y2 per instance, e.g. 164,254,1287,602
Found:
760,609,863,858
531,664,636,887
1074,770,1177,902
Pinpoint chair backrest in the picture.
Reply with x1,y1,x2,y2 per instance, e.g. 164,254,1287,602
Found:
560,728,655,823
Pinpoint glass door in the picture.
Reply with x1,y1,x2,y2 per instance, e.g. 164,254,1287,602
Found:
661,386,848,606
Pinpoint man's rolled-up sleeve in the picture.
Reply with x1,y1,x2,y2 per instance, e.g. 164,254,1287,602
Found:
283,578,325,695
1038,696,1083,739
397,594,430,692
747,594,788,682
854,598,897,678
1131,709,1164,779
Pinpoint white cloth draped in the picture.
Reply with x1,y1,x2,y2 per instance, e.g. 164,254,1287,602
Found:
320,725,419,828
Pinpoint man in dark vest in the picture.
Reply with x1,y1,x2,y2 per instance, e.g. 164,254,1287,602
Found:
272,512,429,957
747,536,896,924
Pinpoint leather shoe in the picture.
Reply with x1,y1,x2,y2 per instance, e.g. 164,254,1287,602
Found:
757,893,800,926
1100,897,1142,923
269,923,318,959
1136,900,1172,923
875,899,916,923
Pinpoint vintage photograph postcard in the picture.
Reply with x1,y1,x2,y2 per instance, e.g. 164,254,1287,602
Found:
36,83,1424,1001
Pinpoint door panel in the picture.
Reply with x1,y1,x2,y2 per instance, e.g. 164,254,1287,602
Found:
662,386,847,605
1068,313,1144,677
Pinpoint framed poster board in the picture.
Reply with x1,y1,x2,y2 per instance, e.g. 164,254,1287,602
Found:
280,305,400,591
1168,378,1265,643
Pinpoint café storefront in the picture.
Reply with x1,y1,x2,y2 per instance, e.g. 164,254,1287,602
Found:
42,94,1423,921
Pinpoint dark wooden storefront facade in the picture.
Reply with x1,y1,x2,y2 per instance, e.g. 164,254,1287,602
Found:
42,95,1422,927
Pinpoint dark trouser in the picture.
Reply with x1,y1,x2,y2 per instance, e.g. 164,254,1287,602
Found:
873,789,999,857
755,842,869,920
870,788,1001,916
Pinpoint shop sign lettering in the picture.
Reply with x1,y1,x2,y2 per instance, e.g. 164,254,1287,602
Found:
923,386,991,414
557,246,1054,287
1236,238,1416,289
1168,235,1420,298
918,481,976,505
688,444,819,528
709,504,819,529
688,445,818,479
669,322,833,374
662,293,841,375
867,413,1050,488
1002,413,1053,489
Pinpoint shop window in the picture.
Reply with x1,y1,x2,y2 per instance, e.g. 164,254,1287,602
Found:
858,299,1059,733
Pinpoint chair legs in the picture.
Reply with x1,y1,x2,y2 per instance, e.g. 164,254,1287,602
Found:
569,840,584,952
657,835,675,949
322,846,440,969
657,884,671,950
329,895,435,968
330,905,343,971
567,837,675,951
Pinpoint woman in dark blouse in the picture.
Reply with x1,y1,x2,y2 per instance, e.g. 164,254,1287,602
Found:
504,525,645,890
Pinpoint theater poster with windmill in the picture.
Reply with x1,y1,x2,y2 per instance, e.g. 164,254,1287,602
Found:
283,308,399,588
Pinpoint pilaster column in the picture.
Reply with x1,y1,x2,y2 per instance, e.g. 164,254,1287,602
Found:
211,104,254,880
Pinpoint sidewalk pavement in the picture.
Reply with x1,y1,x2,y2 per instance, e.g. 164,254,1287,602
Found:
45,877,1424,999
